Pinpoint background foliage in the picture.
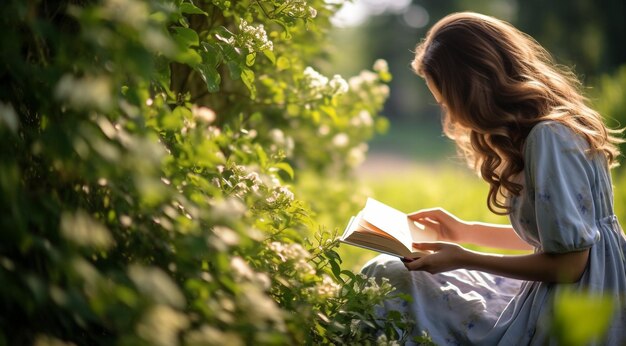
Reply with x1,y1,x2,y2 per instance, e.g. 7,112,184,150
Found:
0,0,414,344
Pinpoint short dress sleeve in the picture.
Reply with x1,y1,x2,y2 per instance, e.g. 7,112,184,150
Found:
524,122,601,253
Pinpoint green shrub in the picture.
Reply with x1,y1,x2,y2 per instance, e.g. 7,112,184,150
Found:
0,0,413,344
591,64,626,228
592,64,626,155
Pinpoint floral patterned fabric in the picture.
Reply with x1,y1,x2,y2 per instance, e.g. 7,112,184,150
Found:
362,122,626,345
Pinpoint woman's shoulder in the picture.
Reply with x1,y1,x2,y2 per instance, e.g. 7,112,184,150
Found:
528,120,572,138
526,120,586,149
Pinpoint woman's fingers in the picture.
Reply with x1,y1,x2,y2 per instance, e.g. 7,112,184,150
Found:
403,257,423,270
412,242,443,251
407,208,446,221
403,256,436,272
413,217,440,229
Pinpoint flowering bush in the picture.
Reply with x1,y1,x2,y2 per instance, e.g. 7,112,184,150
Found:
0,0,416,345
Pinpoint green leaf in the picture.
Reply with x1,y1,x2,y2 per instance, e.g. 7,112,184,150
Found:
161,106,189,130
320,105,338,124
215,26,235,39
197,42,223,92
196,64,221,93
154,56,176,99
256,145,268,168
553,290,614,346
329,260,342,280
245,53,256,67
174,48,202,67
226,61,242,80
241,68,256,98
276,56,290,70
275,2,291,13
340,270,356,281
263,50,276,65
218,42,241,62
201,42,222,67
395,293,414,304
380,70,392,82
179,2,208,15
274,162,294,180
325,249,342,262
172,27,199,48
178,15,189,28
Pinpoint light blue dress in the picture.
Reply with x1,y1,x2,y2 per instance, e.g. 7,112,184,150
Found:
362,122,626,345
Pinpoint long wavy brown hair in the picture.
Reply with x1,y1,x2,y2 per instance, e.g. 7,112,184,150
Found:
412,12,622,215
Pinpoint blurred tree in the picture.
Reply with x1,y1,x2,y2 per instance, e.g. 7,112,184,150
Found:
328,0,626,125
516,0,626,81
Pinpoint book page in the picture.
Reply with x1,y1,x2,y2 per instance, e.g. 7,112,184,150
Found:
360,198,414,250
340,215,357,241
361,198,438,250
358,219,397,240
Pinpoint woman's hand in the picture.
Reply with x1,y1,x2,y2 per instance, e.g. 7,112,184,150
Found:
403,243,590,283
408,208,467,243
402,242,469,274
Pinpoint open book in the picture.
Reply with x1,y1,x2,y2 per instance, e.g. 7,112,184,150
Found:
340,198,438,259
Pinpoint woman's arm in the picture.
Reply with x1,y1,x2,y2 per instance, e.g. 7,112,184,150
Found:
405,242,590,283
463,222,533,251
409,208,533,251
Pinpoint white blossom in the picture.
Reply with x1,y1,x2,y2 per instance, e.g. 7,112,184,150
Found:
266,186,294,204
185,325,244,346
358,110,373,126
55,74,112,111
379,84,390,98
237,20,273,52
240,285,285,329
315,274,341,298
269,241,311,262
332,133,349,148
304,66,329,94
255,272,271,290
347,143,368,167
279,0,317,18
373,59,389,73
295,259,316,275
349,110,374,127
212,197,246,219
230,256,254,280
303,67,350,98
136,305,189,346
206,126,221,138
192,105,216,123
348,70,378,90
269,128,286,145
329,74,349,94
214,226,240,246
103,0,149,28
60,211,113,249
244,172,263,187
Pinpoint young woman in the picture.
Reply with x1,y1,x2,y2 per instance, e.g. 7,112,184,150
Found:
362,12,626,344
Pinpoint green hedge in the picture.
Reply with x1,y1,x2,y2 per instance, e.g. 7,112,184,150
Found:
0,1,416,344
